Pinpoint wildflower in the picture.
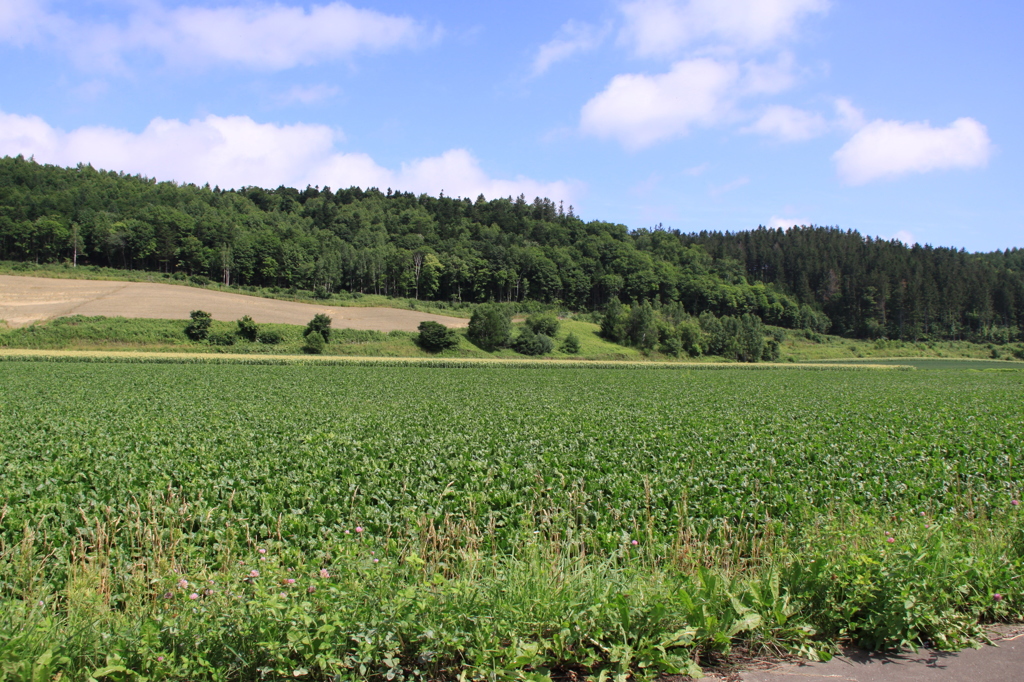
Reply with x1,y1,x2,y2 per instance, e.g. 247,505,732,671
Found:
887,537,895,543
249,569,260,578
157,657,165,663
631,540,639,546
1013,500,1020,507
345,530,350,534
373,558,379,563
189,593,199,600
204,589,214,597
178,579,188,589
258,548,267,554
163,592,173,599
994,593,1003,602
920,511,926,516
355,526,364,533
285,578,296,585
319,569,330,578
308,585,317,594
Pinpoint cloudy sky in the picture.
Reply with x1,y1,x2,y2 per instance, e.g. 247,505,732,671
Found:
1,0,1020,251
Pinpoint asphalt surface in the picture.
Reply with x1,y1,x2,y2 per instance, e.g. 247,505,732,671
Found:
713,625,1024,682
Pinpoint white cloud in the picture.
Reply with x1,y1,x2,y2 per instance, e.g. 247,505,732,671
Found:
833,117,992,185
743,99,867,143
709,176,749,196
892,230,917,246
744,104,827,141
0,1,429,72
531,20,608,77
580,55,801,149
0,110,576,201
580,58,739,149
834,97,865,131
619,0,830,57
767,216,808,228
276,84,340,106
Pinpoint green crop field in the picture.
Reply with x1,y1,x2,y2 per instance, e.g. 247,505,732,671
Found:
1,361,1022,681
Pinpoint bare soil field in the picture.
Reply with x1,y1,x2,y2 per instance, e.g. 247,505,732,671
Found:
0,275,468,331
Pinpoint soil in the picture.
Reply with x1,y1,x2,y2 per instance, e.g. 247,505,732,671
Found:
0,275,468,332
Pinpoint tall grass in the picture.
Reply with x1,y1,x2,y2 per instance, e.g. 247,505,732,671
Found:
0,500,1020,681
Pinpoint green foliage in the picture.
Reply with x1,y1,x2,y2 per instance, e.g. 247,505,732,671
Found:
236,315,259,342
0,363,1021,678
302,330,326,354
561,332,581,354
257,329,283,345
417,320,459,352
304,313,332,342
1,156,1022,344
525,312,559,337
467,303,511,351
183,310,212,341
627,301,659,349
512,326,554,355
207,330,235,346
600,297,628,342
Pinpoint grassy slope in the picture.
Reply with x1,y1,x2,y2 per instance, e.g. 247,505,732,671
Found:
3,314,1023,366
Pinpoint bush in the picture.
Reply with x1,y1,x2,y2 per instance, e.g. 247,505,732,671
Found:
257,330,283,345
190,274,211,286
208,331,235,346
304,313,333,342
525,313,559,337
313,286,331,300
184,310,212,341
660,335,683,357
513,327,554,355
417,321,459,352
561,332,581,354
236,315,259,342
467,304,511,351
303,331,326,354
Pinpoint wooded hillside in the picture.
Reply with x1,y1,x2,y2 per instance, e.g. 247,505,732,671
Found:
1,155,1021,342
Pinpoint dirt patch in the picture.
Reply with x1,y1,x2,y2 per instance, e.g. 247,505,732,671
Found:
0,275,468,332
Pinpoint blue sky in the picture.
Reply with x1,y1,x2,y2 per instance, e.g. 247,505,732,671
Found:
1,1,1020,252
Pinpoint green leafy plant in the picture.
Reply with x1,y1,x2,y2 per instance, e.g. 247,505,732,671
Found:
183,310,212,341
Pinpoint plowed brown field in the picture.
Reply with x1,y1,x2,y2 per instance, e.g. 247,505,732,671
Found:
0,275,468,331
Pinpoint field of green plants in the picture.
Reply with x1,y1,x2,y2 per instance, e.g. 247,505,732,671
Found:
0,361,1022,681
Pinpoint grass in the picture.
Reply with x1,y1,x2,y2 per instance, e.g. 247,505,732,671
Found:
4,314,1019,370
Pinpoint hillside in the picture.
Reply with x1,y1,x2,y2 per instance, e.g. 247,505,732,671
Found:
1,155,1021,344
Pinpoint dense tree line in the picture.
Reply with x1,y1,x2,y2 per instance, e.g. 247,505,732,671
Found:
681,226,1024,341
1,155,1021,342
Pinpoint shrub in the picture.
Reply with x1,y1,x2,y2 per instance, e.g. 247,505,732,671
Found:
417,321,459,352
513,327,554,355
525,313,559,337
257,330,283,345
236,315,259,342
313,286,331,300
467,304,511,351
303,331,326,354
661,335,683,357
190,274,211,286
304,313,333,342
184,310,212,341
561,332,581,354
208,331,235,346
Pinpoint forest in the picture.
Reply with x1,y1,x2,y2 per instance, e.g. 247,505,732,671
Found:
1,154,1021,343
